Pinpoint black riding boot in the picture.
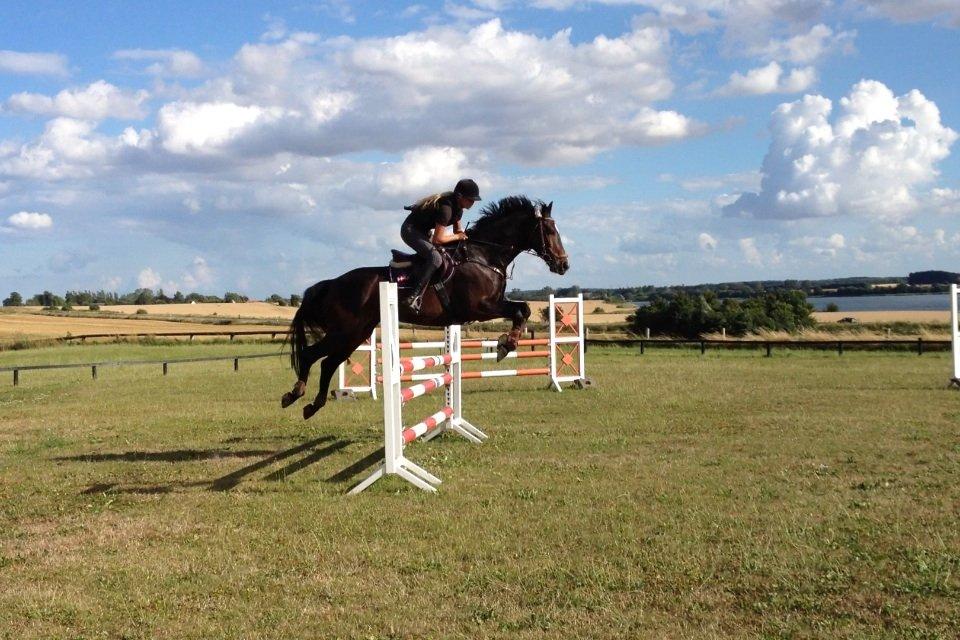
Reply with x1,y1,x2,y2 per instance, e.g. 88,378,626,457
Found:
404,262,435,311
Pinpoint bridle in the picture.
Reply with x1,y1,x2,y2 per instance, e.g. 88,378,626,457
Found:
460,203,567,274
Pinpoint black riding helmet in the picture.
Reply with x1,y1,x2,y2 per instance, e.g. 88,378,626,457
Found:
454,178,481,201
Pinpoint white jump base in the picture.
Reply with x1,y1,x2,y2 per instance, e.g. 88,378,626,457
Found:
348,283,487,494
337,294,588,398
951,284,960,389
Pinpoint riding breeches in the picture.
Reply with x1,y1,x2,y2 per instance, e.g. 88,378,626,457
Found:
400,221,442,283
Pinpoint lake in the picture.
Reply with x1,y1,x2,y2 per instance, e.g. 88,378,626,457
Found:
806,293,950,311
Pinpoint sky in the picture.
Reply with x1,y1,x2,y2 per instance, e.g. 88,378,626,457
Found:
0,0,958,298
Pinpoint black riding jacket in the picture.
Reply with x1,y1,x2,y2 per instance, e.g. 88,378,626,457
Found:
403,191,463,234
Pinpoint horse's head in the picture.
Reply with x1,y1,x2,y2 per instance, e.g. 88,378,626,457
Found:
528,201,569,275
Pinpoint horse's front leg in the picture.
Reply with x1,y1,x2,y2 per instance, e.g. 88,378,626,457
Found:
494,299,530,361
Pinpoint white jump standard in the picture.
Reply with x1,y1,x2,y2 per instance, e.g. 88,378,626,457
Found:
951,284,959,389
336,293,589,396
348,282,487,494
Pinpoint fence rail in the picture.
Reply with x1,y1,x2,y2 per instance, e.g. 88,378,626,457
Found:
588,337,951,356
1,353,279,386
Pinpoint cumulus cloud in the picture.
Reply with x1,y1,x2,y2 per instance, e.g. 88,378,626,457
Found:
0,117,111,180
181,257,214,289
0,50,69,76
4,81,149,120
718,62,817,96
6,211,53,230
138,268,162,288
113,49,204,77
698,232,717,250
723,80,958,220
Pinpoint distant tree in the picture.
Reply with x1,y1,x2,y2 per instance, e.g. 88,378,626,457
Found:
173,291,185,303
133,288,155,305
2,292,22,307
29,291,64,308
267,294,288,306
223,291,249,303
290,294,302,307
908,270,960,285
825,303,839,312
155,288,171,303
631,289,815,338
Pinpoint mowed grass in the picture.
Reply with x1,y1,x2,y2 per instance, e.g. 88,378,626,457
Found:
1,344,958,639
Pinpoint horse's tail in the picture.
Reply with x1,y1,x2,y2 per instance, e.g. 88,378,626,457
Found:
287,281,330,377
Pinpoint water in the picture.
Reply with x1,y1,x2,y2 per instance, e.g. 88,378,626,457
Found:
806,293,949,312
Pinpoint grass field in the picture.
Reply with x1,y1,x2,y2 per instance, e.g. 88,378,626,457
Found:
1,344,958,638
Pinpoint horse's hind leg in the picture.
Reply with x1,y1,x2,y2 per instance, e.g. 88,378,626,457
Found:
281,338,331,408
302,345,354,420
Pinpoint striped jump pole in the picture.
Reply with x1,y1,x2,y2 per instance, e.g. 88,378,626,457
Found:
951,284,960,389
336,294,588,396
349,282,486,495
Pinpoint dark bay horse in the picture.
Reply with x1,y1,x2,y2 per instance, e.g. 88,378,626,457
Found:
282,195,570,419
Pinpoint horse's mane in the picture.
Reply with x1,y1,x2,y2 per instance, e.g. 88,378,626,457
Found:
469,195,541,236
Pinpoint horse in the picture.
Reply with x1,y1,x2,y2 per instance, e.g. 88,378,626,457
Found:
282,195,569,419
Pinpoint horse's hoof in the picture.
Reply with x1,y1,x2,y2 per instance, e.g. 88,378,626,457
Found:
303,403,318,420
496,334,515,362
281,392,299,408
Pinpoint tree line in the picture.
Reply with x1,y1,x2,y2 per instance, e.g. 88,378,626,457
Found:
2,289,302,308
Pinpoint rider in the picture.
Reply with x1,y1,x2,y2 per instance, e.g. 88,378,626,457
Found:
400,178,481,310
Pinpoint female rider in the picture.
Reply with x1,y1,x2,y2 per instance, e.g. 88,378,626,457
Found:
400,178,481,310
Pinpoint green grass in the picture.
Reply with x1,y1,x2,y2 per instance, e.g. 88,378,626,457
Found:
1,345,958,639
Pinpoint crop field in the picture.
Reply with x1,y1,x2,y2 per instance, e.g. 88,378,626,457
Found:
1,344,958,638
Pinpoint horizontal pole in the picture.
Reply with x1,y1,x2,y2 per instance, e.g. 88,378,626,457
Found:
461,368,550,379
460,350,550,361
402,407,454,444
400,373,453,403
399,353,454,373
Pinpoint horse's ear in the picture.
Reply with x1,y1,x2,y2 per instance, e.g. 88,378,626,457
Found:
545,201,553,217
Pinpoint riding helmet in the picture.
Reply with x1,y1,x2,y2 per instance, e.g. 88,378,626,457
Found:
454,178,481,201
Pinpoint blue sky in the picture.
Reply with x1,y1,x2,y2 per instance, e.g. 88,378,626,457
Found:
1,0,958,298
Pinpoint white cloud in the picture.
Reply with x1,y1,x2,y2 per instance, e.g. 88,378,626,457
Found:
113,49,204,77
789,232,845,256
6,211,53,230
4,81,149,120
138,267,162,288
724,80,958,220
156,101,271,155
856,0,960,27
0,117,111,180
718,62,817,96
181,256,214,289
698,232,717,250
750,23,856,64
0,50,69,76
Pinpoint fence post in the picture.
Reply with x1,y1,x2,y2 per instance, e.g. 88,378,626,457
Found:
163,362,168,376
92,365,97,380
13,369,19,386
917,337,923,356
700,341,706,355
838,341,843,356
766,342,772,357
234,358,239,372
640,340,645,355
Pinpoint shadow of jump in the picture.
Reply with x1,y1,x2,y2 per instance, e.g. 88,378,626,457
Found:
72,435,355,495
56,449,276,463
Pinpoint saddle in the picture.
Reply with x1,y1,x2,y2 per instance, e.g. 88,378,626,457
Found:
388,248,457,287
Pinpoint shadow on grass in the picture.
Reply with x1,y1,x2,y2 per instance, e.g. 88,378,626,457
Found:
55,449,276,463
68,435,358,494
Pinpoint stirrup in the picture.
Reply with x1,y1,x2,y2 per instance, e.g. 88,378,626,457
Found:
404,291,424,312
